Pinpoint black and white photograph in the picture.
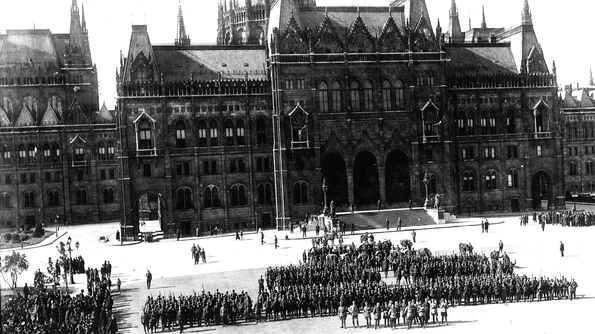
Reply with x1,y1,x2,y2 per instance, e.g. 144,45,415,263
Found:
1,0,594,333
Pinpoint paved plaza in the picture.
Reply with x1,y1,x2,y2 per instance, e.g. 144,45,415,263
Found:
2,212,595,333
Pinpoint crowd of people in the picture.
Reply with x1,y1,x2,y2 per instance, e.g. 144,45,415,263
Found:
521,210,595,227
140,290,252,333
1,264,118,334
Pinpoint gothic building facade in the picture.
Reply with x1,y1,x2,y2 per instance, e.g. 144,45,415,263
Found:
0,0,118,230
117,0,565,237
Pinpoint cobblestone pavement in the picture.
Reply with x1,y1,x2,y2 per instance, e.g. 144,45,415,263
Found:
6,214,595,333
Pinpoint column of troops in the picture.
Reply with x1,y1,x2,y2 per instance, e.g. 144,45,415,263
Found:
521,211,595,227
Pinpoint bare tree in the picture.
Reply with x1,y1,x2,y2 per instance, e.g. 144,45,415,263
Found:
0,251,30,290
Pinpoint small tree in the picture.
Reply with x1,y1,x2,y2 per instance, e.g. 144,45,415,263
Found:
32,223,44,238
0,251,30,290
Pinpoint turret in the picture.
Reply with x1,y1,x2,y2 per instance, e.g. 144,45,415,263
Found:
175,0,191,46
448,0,463,42
522,0,532,26
69,0,84,53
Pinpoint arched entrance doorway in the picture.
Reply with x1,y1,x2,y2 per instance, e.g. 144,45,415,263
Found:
321,153,348,206
137,192,165,233
385,150,411,204
354,151,379,205
532,171,552,210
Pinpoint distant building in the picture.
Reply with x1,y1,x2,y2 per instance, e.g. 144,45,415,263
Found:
0,0,117,230
117,0,565,238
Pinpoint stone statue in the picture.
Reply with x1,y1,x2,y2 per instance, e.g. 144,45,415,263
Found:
434,194,441,210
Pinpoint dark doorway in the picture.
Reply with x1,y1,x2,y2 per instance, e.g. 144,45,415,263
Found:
353,151,379,205
511,198,520,212
385,150,411,204
321,153,348,206
532,171,552,210
180,221,191,236
260,213,272,229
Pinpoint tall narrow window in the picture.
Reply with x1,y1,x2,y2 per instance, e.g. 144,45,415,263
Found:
138,121,153,150
107,142,115,160
176,187,193,209
76,189,88,205
485,170,497,190
175,121,186,148
231,184,247,206
507,169,519,188
198,121,207,147
350,81,360,112
23,191,35,208
27,144,36,163
331,81,342,112
204,186,221,208
43,144,51,162
256,118,267,145
507,110,516,134
293,181,309,204
225,120,235,146
466,112,475,135
462,171,476,192
363,80,374,111
209,120,219,146
395,80,405,109
97,142,106,160
236,119,246,145
103,188,115,204
318,82,329,112
52,143,60,161
382,80,393,111
1,145,10,165
258,183,272,204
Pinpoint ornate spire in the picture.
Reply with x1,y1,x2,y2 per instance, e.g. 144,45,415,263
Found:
481,5,486,29
522,0,532,25
448,0,462,42
71,0,79,15
175,0,191,46
81,2,87,34
590,68,594,86
450,0,458,16
69,0,84,52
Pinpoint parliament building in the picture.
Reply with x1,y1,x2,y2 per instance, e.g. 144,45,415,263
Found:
2,0,574,238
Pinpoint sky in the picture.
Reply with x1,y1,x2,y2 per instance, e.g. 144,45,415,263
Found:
1,0,594,108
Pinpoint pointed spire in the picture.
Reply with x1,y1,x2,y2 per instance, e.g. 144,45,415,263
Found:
69,0,84,52
448,0,462,42
175,0,191,46
590,68,594,86
481,5,487,29
450,0,458,16
388,5,392,17
71,0,79,14
81,2,87,34
357,6,360,18
522,0,532,25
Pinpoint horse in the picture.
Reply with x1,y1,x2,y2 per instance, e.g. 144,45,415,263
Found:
459,243,474,255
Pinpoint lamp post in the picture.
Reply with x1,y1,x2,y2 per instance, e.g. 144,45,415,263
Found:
423,173,431,209
322,177,328,216
67,238,74,284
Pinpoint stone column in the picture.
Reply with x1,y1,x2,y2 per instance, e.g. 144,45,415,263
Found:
346,167,354,205
378,167,386,204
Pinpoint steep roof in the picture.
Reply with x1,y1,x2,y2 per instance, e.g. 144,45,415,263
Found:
153,45,267,81
95,103,115,123
0,30,59,65
300,6,404,38
445,44,517,75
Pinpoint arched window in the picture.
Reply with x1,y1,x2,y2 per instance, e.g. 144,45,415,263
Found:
73,147,85,162
1,145,10,165
293,181,308,204
318,82,329,112
50,95,62,113
382,80,393,111
23,191,35,208
175,121,186,148
198,120,207,147
457,112,466,136
204,185,221,208
423,173,437,195
209,120,219,146
573,125,579,140
138,120,153,150
176,187,193,209
583,124,589,139
569,162,578,176
236,119,246,145
76,189,88,205
485,170,497,190
52,143,60,161
0,193,11,209
590,124,595,139
480,112,488,135
231,184,247,206
27,144,36,163
363,80,374,111
331,81,342,112
43,143,51,162
462,171,476,192
18,145,26,163
565,123,572,139
350,81,360,112
507,110,516,134
258,183,272,205
586,161,594,175
489,113,497,134
466,112,475,135
225,119,235,146
395,80,405,109
48,190,60,207
107,142,115,160
507,169,519,188
285,76,294,90
103,188,115,204
97,142,106,160
256,118,267,146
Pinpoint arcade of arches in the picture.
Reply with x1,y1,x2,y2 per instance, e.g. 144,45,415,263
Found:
321,149,411,207
532,171,553,210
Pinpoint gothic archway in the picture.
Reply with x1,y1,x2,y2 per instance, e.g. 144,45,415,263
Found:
354,151,379,205
136,191,166,232
385,150,411,204
322,153,348,206
531,171,552,210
